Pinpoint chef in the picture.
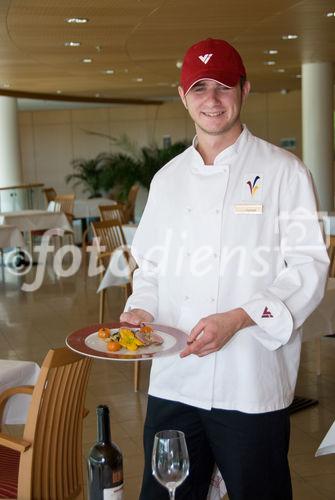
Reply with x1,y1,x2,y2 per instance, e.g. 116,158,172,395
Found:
121,38,329,500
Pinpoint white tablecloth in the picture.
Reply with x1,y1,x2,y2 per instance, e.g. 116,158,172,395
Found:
0,209,72,233
73,198,116,219
97,224,137,292
0,225,25,249
0,359,40,424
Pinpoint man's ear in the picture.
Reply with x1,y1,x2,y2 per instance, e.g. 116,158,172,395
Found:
178,86,188,109
241,80,251,104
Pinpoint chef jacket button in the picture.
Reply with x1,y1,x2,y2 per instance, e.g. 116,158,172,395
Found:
186,207,192,213
216,209,220,214
186,251,191,257
213,253,218,259
184,295,190,301
210,297,216,303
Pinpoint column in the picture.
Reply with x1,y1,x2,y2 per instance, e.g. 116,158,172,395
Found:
302,62,334,211
0,96,23,187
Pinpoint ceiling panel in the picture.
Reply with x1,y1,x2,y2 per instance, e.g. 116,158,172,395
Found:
0,0,333,103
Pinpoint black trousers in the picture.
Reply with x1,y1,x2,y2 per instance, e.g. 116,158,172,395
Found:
140,396,292,500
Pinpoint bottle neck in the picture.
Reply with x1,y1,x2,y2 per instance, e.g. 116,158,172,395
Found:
97,408,112,444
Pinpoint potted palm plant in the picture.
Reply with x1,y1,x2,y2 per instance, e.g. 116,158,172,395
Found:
65,153,111,198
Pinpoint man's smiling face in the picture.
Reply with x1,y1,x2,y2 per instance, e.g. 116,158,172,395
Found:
179,79,250,138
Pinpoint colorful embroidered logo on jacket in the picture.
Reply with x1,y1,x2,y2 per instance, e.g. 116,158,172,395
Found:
246,176,261,196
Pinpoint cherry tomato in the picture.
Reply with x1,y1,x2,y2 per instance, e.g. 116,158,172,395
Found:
107,340,121,352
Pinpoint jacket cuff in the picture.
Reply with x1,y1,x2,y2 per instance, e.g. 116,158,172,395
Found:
124,296,157,320
241,291,293,350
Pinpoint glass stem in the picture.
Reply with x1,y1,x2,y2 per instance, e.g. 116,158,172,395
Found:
168,489,175,500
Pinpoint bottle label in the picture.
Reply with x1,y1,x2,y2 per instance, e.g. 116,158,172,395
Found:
103,484,123,500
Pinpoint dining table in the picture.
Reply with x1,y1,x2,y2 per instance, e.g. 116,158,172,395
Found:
0,225,25,249
73,197,116,219
0,359,40,425
0,209,72,233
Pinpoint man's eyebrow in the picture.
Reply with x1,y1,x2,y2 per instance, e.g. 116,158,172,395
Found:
192,82,206,89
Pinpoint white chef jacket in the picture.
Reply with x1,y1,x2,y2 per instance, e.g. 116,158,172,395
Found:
125,126,329,413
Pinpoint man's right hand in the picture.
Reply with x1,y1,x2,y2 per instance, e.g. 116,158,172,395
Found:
120,308,154,325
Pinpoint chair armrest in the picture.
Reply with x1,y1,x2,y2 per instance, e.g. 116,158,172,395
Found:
0,386,34,430
0,433,31,453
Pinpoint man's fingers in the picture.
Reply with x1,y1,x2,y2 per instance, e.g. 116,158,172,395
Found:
187,320,206,343
119,312,142,325
180,336,211,358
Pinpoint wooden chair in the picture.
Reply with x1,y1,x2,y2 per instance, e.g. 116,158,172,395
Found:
91,220,140,391
91,219,134,322
54,194,75,224
43,187,57,205
123,185,140,223
0,347,92,500
53,194,75,245
82,203,125,269
328,235,335,277
99,204,126,224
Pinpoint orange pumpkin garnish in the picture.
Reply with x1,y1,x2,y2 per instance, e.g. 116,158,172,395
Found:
98,327,110,339
140,325,153,334
107,340,121,352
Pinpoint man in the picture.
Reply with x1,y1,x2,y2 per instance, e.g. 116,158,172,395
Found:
120,38,329,500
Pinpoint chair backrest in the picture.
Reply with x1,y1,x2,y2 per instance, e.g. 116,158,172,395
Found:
43,188,57,204
98,204,125,224
54,194,75,222
123,185,140,223
329,235,335,278
18,347,92,500
91,219,128,256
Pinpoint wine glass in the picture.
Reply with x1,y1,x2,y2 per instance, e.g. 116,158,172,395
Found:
152,429,190,500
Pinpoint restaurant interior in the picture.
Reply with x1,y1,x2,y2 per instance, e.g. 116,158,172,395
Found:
0,1,335,499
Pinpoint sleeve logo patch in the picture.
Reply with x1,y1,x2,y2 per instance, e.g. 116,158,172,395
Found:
262,307,273,318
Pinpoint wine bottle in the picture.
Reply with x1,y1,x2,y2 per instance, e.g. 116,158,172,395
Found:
88,405,124,500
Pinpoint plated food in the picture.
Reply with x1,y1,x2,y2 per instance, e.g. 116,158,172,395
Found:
97,325,164,353
66,322,187,361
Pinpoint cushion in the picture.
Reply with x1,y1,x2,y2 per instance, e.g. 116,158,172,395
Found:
0,445,19,498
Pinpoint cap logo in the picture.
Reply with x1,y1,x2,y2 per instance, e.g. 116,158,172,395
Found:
198,53,213,64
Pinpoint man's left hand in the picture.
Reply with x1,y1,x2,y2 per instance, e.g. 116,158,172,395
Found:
180,308,254,358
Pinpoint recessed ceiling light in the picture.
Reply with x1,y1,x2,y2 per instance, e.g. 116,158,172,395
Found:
82,58,92,63
274,68,285,73
264,61,276,65
282,34,298,40
264,49,278,55
2,83,10,88
56,90,62,94
104,69,114,75
326,12,335,17
280,89,289,95
64,41,81,47
176,60,183,69
65,17,88,24
296,74,302,79
95,93,100,98
134,77,143,82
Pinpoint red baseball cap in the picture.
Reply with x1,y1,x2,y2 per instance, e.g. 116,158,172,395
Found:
180,38,246,95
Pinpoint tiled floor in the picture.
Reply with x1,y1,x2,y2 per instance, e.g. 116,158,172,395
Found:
1,254,334,499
